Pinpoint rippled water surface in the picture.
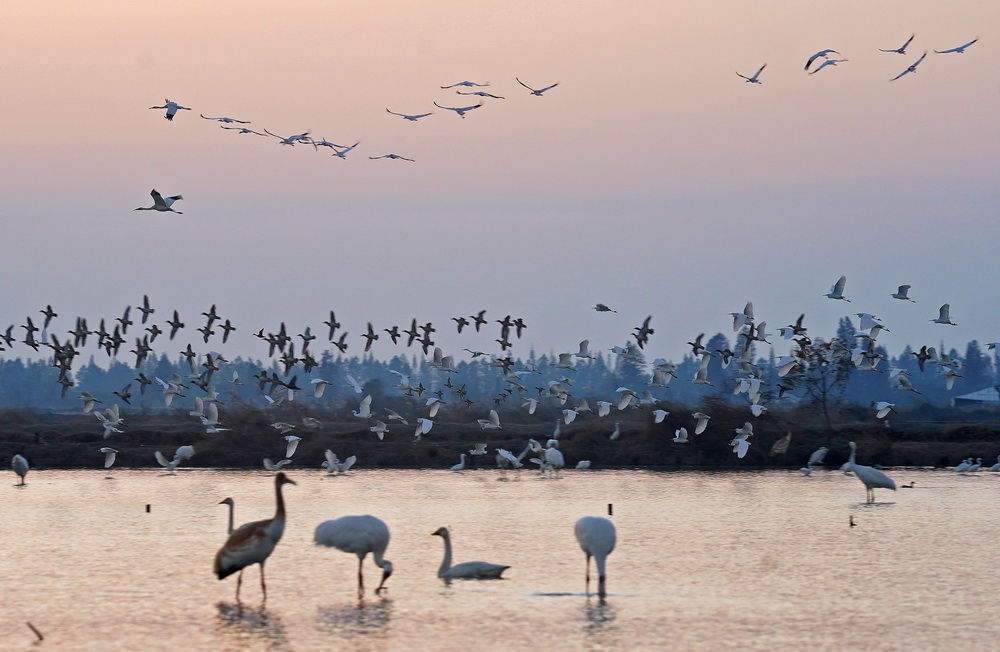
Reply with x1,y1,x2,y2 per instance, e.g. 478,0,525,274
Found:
3,468,999,651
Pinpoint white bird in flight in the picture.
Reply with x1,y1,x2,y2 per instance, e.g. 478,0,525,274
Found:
149,99,191,121
99,446,118,469
934,38,978,54
736,63,766,84
478,409,502,430
134,189,183,214
930,304,957,325
890,51,928,81
516,77,559,95
386,108,433,121
433,101,484,118
808,58,848,74
805,49,840,71
879,33,915,54
200,114,249,123
673,427,689,443
440,81,489,88
369,154,414,162
890,284,916,302
825,275,850,301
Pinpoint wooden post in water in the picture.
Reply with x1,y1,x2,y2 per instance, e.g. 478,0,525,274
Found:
146,504,151,513
607,503,613,516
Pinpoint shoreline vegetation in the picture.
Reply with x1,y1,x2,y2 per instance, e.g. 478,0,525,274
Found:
3,400,1000,471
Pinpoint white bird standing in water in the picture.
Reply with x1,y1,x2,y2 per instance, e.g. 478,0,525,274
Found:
575,516,616,599
431,526,509,581
12,454,29,485
844,441,896,503
214,472,296,603
314,515,393,599
450,453,467,471
134,189,183,214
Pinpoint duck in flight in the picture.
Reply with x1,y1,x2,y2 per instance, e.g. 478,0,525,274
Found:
134,189,183,214
736,63,766,84
149,99,191,121
879,33,915,54
516,77,559,96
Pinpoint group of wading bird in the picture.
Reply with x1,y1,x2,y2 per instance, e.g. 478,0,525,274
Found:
212,472,616,603
736,35,978,84
3,272,991,477
142,79,559,212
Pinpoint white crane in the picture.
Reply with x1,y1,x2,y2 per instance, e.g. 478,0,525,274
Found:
575,516,616,599
149,99,190,121
431,526,509,581
934,38,978,54
369,153,414,162
880,34,915,54
844,441,896,503
736,63,766,84
12,454,29,485
516,77,559,95
314,515,393,598
433,101,484,118
214,472,296,602
200,114,249,123
890,51,928,81
386,108,433,121
440,81,489,88
808,58,848,74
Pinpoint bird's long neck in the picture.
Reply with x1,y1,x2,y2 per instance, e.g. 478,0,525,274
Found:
226,502,234,534
271,479,288,536
847,446,857,469
438,533,453,577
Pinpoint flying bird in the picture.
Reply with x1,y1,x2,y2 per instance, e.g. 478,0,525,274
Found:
440,81,489,88
433,101,484,118
825,275,850,301
805,49,840,71
930,304,957,325
890,284,916,302
200,114,249,123
386,108,433,121
369,154,414,162
456,90,505,99
890,51,928,81
516,77,559,95
149,99,191,121
594,304,617,313
879,34,915,54
134,189,183,214
736,63,766,84
808,58,848,74
934,38,978,54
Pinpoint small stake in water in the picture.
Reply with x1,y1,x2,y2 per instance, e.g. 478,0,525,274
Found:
26,622,44,641
608,503,613,516
146,504,151,513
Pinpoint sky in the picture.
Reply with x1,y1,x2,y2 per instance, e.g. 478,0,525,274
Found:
1,1,997,370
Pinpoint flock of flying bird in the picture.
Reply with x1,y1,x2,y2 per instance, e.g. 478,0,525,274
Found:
142,78,560,212
736,35,978,84
3,269,991,486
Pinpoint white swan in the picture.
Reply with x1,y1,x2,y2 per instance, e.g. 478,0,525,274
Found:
431,526,509,581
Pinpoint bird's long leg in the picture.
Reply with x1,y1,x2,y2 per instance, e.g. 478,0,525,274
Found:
260,564,267,604
358,558,365,599
235,570,243,603
585,554,592,596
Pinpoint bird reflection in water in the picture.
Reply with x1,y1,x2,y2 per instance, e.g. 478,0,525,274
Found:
215,602,290,649
582,600,618,640
317,601,393,640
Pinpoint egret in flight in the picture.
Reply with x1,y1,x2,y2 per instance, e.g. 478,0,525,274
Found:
736,63,766,84
134,189,183,214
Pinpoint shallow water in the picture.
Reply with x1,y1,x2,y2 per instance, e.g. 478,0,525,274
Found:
2,468,999,651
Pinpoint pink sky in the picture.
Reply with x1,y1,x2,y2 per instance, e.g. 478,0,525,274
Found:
1,1,997,365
